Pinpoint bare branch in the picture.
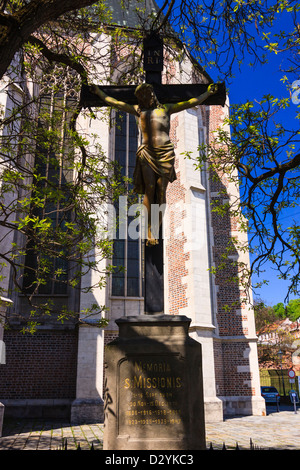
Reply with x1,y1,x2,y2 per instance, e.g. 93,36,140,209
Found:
27,35,88,83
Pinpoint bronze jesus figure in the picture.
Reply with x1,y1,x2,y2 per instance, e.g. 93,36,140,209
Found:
91,82,218,244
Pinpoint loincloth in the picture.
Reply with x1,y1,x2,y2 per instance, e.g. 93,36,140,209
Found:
133,143,177,194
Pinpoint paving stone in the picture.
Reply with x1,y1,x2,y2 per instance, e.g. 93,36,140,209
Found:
0,408,300,450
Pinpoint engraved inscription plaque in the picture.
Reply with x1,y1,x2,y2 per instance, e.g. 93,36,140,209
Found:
103,315,205,450
118,355,185,439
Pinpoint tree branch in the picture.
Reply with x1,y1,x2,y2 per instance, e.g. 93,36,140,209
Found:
27,35,88,83
0,0,99,81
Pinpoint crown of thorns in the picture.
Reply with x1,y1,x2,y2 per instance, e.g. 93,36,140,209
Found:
134,83,154,96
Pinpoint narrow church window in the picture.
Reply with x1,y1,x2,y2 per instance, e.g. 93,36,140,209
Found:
111,111,143,298
22,71,76,299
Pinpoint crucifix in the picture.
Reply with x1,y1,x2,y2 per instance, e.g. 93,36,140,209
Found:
80,32,226,315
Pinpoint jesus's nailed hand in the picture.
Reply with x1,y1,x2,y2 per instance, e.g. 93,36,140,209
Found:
207,83,218,94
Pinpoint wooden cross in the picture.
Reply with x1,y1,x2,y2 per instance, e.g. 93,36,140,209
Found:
80,32,226,315
80,32,226,108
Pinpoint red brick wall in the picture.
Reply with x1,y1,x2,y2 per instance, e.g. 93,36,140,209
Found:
208,104,254,397
165,116,189,316
0,329,78,399
104,331,118,346
215,342,253,396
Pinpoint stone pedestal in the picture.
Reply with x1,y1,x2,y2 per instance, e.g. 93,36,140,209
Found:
103,315,206,450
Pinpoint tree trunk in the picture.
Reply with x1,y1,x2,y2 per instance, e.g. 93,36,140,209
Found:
0,0,98,80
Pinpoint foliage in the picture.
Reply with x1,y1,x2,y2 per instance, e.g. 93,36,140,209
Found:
255,298,300,326
254,298,299,367
273,302,286,319
166,0,300,302
0,1,136,330
286,299,300,321
254,299,278,332
201,93,300,301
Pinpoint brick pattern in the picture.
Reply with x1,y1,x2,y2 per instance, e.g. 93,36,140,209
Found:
215,342,253,396
208,105,254,397
213,341,225,395
0,330,78,399
104,331,118,346
219,341,254,396
165,116,189,316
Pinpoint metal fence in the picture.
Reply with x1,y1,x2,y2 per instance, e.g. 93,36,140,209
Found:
260,369,299,396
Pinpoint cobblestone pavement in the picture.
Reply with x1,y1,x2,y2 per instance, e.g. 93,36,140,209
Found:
0,406,300,451
206,408,300,450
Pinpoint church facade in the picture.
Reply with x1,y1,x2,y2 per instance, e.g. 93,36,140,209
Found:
0,3,265,426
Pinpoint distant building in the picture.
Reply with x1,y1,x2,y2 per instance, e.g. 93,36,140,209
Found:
258,318,300,369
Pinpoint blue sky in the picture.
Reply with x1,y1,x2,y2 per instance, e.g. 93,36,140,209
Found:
223,31,299,306
154,1,299,306
196,9,299,306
